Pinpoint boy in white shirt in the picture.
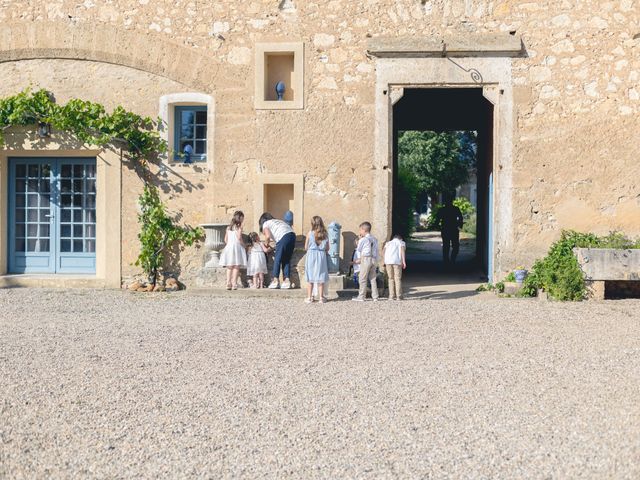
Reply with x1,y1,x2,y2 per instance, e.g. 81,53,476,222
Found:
352,221,379,302
383,234,407,300
349,238,361,288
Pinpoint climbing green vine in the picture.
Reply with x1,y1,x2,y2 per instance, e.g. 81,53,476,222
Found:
0,88,202,284
0,88,166,159
135,185,203,285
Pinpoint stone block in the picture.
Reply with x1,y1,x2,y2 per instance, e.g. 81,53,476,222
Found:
367,36,444,57
444,33,523,56
574,248,640,281
585,280,605,301
503,282,523,296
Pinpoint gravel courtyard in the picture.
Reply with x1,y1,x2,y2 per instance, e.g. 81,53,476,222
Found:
1,289,639,479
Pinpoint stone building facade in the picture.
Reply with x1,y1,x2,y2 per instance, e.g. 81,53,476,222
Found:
0,1,638,286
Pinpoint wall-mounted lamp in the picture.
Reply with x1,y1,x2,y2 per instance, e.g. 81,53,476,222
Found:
37,122,51,138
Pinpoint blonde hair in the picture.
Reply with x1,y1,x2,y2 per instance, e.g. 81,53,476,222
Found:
311,216,327,245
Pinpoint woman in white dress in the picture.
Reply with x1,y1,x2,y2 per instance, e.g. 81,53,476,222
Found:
218,211,247,290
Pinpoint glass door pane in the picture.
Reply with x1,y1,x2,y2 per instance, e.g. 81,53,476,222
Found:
55,159,97,273
9,160,55,273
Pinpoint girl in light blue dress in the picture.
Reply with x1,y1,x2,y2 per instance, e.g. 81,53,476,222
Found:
305,216,330,304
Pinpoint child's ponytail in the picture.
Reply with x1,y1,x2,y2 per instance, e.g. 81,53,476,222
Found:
229,210,244,230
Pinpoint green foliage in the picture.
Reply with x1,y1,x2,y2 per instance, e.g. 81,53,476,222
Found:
477,282,504,293
0,88,166,159
454,197,474,217
135,184,203,284
504,272,516,282
461,212,476,235
518,230,640,301
520,269,541,298
393,165,421,238
591,232,640,249
398,130,476,198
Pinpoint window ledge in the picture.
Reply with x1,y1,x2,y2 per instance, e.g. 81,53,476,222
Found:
255,100,303,110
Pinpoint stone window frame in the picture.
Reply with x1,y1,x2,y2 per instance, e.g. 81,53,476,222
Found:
159,93,215,167
254,42,305,110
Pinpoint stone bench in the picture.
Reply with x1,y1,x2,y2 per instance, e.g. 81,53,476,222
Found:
574,248,640,300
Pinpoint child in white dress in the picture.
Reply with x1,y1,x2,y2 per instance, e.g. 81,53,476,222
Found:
247,232,269,288
218,211,247,290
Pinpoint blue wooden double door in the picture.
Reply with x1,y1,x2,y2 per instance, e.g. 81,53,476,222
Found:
8,157,97,274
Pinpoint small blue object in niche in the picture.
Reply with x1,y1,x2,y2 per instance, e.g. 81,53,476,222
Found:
183,144,193,164
275,81,286,101
283,210,293,226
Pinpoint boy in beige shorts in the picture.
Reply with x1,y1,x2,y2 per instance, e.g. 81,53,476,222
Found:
352,221,379,302
383,234,407,300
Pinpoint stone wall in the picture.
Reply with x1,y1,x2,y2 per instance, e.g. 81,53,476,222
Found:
0,1,639,282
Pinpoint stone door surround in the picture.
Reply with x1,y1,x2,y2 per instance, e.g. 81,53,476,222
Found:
368,33,523,279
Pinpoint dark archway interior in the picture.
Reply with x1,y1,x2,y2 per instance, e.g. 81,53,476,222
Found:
393,88,494,277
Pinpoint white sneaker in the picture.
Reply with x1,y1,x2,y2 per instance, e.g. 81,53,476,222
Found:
268,279,279,289
281,279,291,289
352,297,366,302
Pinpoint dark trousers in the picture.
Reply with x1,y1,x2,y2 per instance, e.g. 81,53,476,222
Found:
273,232,296,279
442,230,460,264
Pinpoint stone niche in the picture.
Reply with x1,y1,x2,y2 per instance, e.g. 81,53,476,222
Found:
264,183,294,220
255,42,304,109
253,174,304,234
265,53,295,102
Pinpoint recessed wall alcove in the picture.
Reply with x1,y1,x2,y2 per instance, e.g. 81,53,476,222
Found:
255,42,304,110
254,174,304,234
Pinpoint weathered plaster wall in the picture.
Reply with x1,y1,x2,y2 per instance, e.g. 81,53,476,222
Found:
0,60,206,279
0,0,639,280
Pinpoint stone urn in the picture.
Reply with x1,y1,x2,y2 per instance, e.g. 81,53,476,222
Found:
200,223,228,268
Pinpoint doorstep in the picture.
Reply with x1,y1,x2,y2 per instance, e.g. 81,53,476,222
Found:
187,287,358,300
0,274,107,289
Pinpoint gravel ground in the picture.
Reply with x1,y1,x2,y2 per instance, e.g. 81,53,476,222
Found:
1,289,639,479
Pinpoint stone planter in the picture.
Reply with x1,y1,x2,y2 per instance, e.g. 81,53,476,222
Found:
201,223,227,269
574,248,640,300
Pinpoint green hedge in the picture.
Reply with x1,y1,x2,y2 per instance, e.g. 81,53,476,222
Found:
521,231,640,300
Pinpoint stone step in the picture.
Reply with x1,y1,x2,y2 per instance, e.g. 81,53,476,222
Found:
188,286,360,299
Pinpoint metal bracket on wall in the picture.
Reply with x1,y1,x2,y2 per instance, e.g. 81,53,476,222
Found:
447,57,484,84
